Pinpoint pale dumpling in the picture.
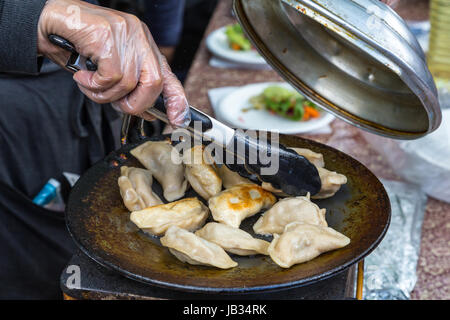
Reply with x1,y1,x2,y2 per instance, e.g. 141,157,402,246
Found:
208,184,276,228
218,165,253,189
290,147,325,168
195,222,270,256
160,226,238,269
268,222,350,268
253,194,327,236
129,197,209,236
117,166,163,211
312,167,347,199
260,147,346,199
182,145,222,200
291,148,347,199
130,140,187,202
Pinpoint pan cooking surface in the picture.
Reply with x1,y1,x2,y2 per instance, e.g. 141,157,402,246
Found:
66,135,390,293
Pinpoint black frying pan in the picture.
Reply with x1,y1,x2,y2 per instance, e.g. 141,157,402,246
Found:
65,129,390,294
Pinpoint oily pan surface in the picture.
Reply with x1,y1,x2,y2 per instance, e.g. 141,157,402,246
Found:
66,134,390,293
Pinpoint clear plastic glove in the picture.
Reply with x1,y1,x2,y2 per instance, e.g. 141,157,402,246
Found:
37,0,190,127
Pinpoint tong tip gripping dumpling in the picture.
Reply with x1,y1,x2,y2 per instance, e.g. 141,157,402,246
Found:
223,136,322,196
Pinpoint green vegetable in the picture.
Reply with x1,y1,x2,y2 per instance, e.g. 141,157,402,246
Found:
248,86,319,121
225,23,252,51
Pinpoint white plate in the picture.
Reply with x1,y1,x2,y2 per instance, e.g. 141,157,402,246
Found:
215,82,335,134
206,26,268,66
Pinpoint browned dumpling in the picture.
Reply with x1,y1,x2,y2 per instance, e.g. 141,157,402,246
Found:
290,147,325,168
218,165,253,189
311,167,347,199
117,166,163,211
268,222,350,268
129,197,209,236
208,184,276,228
195,222,270,256
253,194,327,236
182,145,222,200
161,226,238,269
130,140,187,202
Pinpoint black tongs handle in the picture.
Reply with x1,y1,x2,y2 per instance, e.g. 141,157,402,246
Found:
48,34,97,72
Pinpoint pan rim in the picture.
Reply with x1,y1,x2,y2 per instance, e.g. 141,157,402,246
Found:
65,134,391,294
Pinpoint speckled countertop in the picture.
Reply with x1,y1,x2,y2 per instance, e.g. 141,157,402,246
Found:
183,0,449,300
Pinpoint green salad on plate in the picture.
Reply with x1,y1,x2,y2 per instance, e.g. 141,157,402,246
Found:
247,86,321,121
225,23,252,51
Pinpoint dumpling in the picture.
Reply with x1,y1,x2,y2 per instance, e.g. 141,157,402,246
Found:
218,165,253,189
182,145,222,200
253,194,327,236
195,222,270,256
260,148,346,199
130,140,187,201
117,166,163,211
208,184,276,228
160,226,238,269
291,148,346,199
268,222,350,268
290,147,325,168
311,167,347,199
129,197,209,236
260,182,286,196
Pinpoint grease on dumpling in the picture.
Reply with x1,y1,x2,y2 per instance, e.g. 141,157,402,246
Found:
118,166,163,211
129,197,208,236
208,184,276,228
161,226,238,269
130,140,187,201
253,194,327,236
218,165,253,189
182,145,222,200
268,222,350,268
195,222,270,256
311,167,347,199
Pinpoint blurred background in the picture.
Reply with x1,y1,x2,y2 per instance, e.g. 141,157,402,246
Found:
98,0,219,83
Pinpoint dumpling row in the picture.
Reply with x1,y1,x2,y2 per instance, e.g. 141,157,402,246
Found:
122,140,350,269
128,141,346,203
217,147,347,200
159,222,271,270
130,141,224,202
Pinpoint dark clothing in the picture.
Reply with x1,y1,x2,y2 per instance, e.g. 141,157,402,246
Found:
0,0,47,74
0,0,121,299
0,182,77,299
0,0,180,299
144,0,185,47
0,63,120,198
0,62,121,299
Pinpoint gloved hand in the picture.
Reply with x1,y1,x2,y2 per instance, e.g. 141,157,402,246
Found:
37,0,190,127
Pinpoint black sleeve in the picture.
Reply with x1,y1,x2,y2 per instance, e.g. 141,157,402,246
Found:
0,0,48,74
143,0,186,47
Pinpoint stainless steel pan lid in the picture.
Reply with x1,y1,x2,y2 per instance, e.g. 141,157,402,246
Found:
233,0,442,139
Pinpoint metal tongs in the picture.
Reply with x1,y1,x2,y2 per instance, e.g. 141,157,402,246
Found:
49,35,321,196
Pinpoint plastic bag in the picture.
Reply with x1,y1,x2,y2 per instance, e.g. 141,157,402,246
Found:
361,109,450,203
